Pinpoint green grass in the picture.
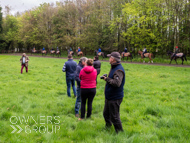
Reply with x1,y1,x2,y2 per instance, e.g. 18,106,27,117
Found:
0,55,190,143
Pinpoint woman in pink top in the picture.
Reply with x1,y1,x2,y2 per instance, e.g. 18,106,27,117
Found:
79,59,97,120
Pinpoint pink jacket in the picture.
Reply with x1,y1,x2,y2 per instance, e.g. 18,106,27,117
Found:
79,66,97,88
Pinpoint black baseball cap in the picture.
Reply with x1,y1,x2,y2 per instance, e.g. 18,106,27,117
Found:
107,52,121,59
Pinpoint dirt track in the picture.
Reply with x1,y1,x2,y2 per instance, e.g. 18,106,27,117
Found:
1,53,190,68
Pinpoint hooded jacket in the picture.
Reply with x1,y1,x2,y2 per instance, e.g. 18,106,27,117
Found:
79,66,97,88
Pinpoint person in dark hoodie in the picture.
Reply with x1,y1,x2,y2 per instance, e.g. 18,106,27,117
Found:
74,57,88,117
78,59,97,120
93,56,101,84
93,56,101,75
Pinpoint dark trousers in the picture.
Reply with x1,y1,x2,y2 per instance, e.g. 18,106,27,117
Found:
21,64,28,74
80,88,96,119
103,98,123,133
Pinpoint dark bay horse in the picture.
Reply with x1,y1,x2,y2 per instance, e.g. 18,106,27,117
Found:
95,50,105,59
50,50,55,56
167,51,187,65
138,51,154,63
121,52,133,62
56,50,61,57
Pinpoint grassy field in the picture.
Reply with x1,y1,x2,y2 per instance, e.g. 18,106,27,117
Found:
0,55,190,143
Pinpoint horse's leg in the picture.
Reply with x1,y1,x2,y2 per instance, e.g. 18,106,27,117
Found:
181,57,184,65
175,58,178,64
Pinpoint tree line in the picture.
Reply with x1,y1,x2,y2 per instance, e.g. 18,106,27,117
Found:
0,0,190,55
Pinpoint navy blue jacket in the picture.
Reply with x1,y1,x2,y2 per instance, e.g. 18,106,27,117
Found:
75,61,83,87
62,59,77,78
105,63,125,100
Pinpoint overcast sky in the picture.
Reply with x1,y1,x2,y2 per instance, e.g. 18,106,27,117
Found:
0,0,60,15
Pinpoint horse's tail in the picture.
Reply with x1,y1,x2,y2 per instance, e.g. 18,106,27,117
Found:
152,53,155,59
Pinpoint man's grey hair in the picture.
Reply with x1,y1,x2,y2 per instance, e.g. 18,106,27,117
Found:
80,57,88,63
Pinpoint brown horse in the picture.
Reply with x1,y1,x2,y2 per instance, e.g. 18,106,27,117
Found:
95,50,105,59
138,51,154,63
121,52,133,62
76,49,83,57
41,49,47,56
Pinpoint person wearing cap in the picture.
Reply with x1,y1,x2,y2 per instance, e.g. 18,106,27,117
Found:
20,53,29,74
102,52,125,133
74,57,88,117
62,54,77,97
171,46,179,59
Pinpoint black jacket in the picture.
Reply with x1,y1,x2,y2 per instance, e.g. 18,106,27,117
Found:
93,60,101,75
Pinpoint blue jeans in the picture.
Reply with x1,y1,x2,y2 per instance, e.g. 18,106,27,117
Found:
66,77,77,97
75,87,81,114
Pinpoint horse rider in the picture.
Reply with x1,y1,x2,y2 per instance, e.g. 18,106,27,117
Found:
142,47,147,57
124,47,127,53
78,47,81,53
97,47,101,55
57,47,59,52
70,47,72,51
171,46,179,59
51,47,55,52
32,47,36,52
42,47,45,51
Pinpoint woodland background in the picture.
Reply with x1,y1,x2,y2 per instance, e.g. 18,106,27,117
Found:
0,0,190,55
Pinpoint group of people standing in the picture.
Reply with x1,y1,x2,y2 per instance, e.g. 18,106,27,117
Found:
62,52,125,133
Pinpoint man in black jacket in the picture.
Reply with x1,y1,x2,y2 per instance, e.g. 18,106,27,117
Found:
102,52,125,133
75,57,88,117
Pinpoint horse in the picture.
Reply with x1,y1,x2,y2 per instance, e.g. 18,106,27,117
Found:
167,51,187,65
56,50,61,57
76,49,83,57
95,50,105,59
138,51,154,63
121,52,133,62
67,49,74,56
41,49,47,56
50,50,55,56
31,49,38,55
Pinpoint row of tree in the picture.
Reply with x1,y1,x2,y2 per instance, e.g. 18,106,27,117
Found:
0,0,190,55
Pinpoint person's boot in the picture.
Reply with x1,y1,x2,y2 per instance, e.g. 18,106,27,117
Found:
114,124,124,134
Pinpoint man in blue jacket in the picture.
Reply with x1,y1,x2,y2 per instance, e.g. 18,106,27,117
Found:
102,52,125,133
62,54,77,97
74,57,88,117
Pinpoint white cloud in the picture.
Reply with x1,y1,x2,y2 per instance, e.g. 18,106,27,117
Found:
0,0,60,15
